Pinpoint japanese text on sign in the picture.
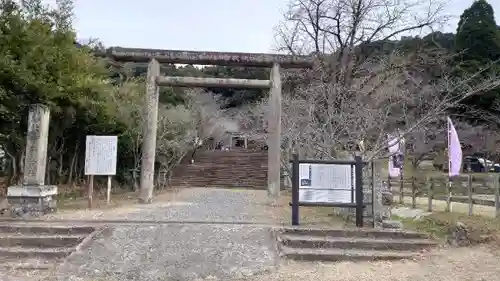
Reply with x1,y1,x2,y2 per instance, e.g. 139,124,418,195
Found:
85,136,118,175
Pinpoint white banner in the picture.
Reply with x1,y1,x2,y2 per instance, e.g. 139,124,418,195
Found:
387,133,404,178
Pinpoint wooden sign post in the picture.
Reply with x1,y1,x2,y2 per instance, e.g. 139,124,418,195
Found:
85,136,118,209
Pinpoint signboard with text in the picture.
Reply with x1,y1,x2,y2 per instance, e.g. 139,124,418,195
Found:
85,136,118,175
298,163,355,204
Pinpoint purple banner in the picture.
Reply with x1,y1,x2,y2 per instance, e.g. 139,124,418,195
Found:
447,117,462,177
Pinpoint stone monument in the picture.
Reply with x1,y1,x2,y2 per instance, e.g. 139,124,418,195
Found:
7,104,57,217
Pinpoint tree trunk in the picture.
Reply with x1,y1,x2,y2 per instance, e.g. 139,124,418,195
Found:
15,150,24,184
46,156,51,185
6,154,16,186
66,143,79,185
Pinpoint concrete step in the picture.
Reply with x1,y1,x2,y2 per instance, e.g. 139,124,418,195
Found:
170,179,267,185
280,246,416,262
0,257,59,270
195,153,267,158
281,227,430,240
188,162,267,166
382,220,404,229
0,234,87,248
171,175,266,178
170,185,266,190
169,179,267,184
192,155,267,159
169,180,267,184
280,234,437,251
191,162,267,165
0,225,95,235
171,175,267,180
0,246,74,259
172,172,267,178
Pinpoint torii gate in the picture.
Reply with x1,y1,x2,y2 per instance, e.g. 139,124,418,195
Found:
109,48,314,203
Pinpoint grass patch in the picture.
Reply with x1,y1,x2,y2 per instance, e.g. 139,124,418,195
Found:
395,211,500,244
273,190,347,227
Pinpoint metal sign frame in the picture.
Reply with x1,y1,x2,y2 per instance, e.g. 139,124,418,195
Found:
290,154,366,227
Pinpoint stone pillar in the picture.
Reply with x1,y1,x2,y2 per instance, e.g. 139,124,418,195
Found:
371,161,385,228
267,63,282,202
139,59,160,203
7,104,57,217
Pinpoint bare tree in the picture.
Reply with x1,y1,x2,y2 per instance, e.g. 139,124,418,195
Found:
457,122,500,166
183,89,242,147
111,77,145,191
110,80,230,190
155,105,197,188
406,122,445,169
267,0,500,162
275,0,448,77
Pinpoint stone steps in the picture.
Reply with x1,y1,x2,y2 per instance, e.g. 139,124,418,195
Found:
0,257,55,270
280,247,417,262
0,246,74,259
0,234,87,248
170,181,267,188
277,227,437,262
0,225,95,235
281,227,430,239
279,234,436,251
173,171,268,178
171,149,269,189
0,224,96,271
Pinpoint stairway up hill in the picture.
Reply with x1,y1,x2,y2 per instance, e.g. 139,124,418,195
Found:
170,148,269,189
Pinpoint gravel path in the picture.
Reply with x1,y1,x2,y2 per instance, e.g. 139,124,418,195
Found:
42,188,277,223
47,188,279,281
121,188,274,222
9,188,500,281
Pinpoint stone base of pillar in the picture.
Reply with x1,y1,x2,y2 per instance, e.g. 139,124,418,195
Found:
6,185,58,217
333,191,393,227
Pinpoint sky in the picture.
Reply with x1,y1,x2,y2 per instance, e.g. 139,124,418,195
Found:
45,0,500,53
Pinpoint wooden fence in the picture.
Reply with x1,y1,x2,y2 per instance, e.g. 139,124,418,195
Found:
390,174,500,217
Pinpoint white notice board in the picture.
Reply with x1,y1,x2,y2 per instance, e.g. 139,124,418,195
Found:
85,136,118,175
298,163,355,204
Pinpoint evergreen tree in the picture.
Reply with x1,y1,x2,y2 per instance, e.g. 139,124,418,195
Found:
455,0,500,62
454,0,500,114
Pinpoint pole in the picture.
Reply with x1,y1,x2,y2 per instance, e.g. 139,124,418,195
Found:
493,174,500,218
267,63,282,203
467,162,473,216
445,177,452,212
399,159,404,204
355,156,364,227
371,161,376,228
88,175,94,209
446,118,452,212
291,154,299,226
426,176,433,212
387,174,391,193
139,59,160,203
107,175,112,205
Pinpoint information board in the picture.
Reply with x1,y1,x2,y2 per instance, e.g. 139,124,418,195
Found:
298,163,355,203
85,136,118,175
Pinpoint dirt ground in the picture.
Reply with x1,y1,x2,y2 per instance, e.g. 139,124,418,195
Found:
245,245,500,281
38,188,346,227
5,188,500,280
